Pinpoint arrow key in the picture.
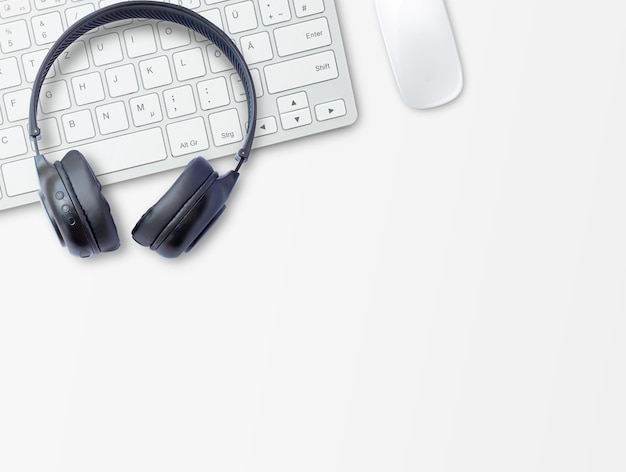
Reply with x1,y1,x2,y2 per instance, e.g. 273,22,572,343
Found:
277,91,309,114
252,116,278,137
315,99,347,122
280,108,312,130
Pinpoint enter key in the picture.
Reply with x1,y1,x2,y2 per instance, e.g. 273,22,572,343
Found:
274,17,332,57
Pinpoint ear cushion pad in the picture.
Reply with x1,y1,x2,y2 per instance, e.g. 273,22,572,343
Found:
133,157,239,258
132,157,218,248
55,150,120,253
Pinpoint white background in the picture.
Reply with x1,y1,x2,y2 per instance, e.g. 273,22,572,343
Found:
2,1,626,471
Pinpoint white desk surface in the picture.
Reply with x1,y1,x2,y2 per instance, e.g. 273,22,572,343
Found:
2,1,626,471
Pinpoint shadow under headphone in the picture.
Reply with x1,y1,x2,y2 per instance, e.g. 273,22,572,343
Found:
28,1,257,258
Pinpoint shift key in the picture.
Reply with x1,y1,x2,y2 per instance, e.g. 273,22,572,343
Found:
264,50,339,94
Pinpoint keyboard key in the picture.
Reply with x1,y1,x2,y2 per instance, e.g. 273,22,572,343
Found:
50,128,167,175
274,17,331,57
166,117,209,157
239,31,273,64
225,1,258,34
293,0,325,18
130,93,164,127
0,126,28,160
163,85,197,119
259,0,291,26
2,157,38,197
95,101,130,135
0,57,21,89
208,109,242,146
0,0,31,19
72,72,105,105
40,80,71,113
90,33,123,66
65,3,95,26
194,9,223,42
139,56,173,89
3,88,31,122
170,0,201,8
35,0,67,10
277,92,309,113
197,77,230,110
22,49,56,82
105,63,139,97
0,19,31,53
315,99,346,121
124,25,157,58
173,48,206,81
157,22,191,50
162,0,202,10
62,110,96,143
254,116,278,137
207,44,234,73
99,0,128,7
38,117,62,150
31,11,63,45
57,40,90,74
229,68,263,102
264,50,338,93
280,108,312,130
1,128,168,196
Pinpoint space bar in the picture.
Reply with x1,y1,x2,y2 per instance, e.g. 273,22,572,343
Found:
2,128,166,197
47,128,167,175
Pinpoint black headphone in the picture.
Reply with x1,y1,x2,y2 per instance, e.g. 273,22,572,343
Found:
28,1,257,258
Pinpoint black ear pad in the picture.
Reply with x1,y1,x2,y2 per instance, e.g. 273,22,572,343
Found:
54,151,120,255
132,157,239,258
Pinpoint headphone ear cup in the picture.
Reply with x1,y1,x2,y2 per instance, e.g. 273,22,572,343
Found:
132,157,238,258
54,151,120,256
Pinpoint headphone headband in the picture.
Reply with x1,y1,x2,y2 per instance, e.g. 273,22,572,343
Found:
28,1,257,163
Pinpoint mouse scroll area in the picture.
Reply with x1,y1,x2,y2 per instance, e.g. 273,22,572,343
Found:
375,0,464,109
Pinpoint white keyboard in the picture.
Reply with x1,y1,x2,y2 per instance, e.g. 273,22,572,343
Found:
0,0,357,211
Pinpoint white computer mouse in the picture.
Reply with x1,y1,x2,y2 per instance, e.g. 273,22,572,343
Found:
375,0,463,109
